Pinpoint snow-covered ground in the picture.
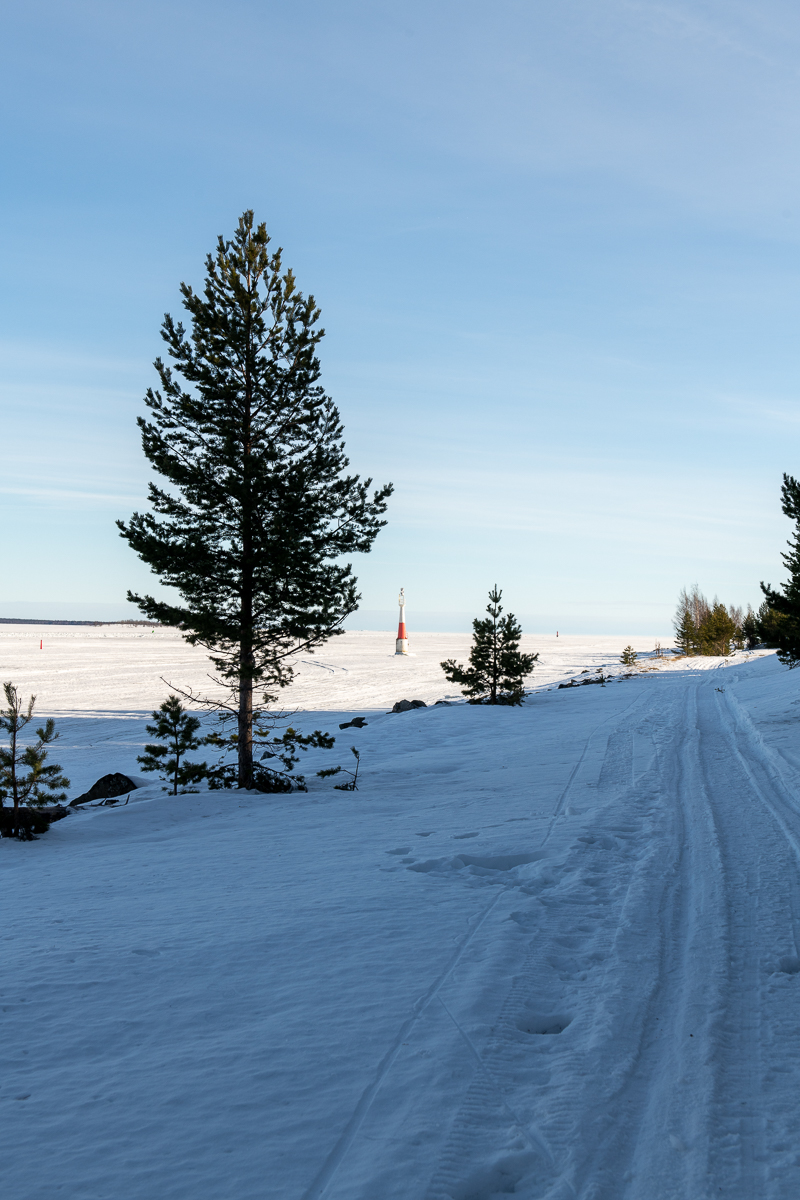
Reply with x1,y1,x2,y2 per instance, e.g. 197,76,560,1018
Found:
3,627,800,1198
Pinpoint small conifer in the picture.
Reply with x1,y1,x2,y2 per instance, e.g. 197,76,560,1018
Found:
138,695,207,795
620,646,637,666
441,587,538,705
0,683,70,836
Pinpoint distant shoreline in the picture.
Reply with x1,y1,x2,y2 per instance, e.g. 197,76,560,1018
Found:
0,618,160,627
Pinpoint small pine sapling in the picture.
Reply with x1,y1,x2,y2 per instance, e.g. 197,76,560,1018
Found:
620,646,638,666
0,682,70,837
441,587,538,705
318,746,361,791
138,695,207,795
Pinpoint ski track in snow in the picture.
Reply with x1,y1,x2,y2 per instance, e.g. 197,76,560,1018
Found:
3,629,800,1198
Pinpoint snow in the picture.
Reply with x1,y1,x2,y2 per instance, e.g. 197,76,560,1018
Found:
3,626,800,1197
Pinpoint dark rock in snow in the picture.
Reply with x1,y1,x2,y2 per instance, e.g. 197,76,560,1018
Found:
69,773,138,807
391,699,427,713
339,717,368,730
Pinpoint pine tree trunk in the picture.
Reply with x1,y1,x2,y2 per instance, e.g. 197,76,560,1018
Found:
11,718,19,837
238,517,255,787
238,662,253,789
238,309,255,791
238,455,254,788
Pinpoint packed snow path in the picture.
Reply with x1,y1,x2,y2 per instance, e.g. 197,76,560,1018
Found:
3,632,800,1198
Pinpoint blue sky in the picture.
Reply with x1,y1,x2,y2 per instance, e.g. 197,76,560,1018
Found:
2,0,800,632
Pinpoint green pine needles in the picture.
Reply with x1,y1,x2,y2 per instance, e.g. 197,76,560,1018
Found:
137,694,336,794
761,474,800,667
203,712,334,793
441,587,538,705
317,745,361,791
674,586,743,657
118,211,392,789
0,683,70,834
620,646,638,666
137,696,207,795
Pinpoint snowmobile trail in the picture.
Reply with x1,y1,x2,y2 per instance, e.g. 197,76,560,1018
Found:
698,680,800,1196
316,693,655,1200
407,691,681,1200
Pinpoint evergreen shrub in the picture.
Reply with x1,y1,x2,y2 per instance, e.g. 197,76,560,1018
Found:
441,587,538,705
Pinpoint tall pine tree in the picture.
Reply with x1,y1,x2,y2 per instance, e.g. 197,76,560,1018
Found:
441,587,538,705
118,213,392,787
761,473,800,667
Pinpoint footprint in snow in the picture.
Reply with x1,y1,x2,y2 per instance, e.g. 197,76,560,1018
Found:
410,851,543,874
453,831,479,840
516,1010,572,1036
386,847,411,856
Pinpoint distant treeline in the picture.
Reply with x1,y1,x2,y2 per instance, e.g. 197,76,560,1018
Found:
0,618,161,627
674,586,781,657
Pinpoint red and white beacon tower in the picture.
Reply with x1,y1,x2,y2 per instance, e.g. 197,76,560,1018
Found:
395,588,409,655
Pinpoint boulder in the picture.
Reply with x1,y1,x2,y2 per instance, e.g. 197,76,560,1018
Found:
69,773,138,807
391,699,427,713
